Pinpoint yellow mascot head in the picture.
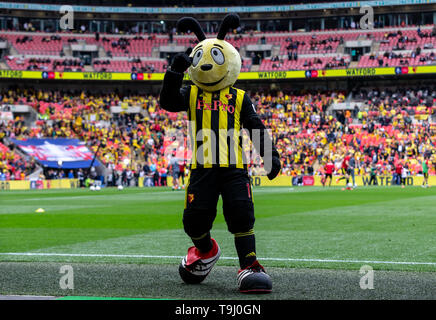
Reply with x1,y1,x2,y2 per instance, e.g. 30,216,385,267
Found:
177,14,241,92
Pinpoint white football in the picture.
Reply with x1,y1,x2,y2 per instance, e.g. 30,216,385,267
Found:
90,186,96,191
118,185,123,190
95,186,101,191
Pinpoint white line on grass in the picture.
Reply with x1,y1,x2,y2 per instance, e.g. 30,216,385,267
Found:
1,252,435,266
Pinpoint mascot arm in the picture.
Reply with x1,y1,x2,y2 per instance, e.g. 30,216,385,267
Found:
240,93,281,180
159,70,190,112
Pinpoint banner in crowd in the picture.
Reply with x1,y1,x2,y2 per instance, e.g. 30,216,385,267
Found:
11,138,101,169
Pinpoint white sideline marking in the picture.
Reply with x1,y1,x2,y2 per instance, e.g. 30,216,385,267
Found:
0,252,435,266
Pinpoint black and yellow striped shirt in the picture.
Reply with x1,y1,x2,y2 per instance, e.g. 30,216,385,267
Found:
160,70,277,170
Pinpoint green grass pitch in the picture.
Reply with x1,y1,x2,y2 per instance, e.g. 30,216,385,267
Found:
1,185,435,273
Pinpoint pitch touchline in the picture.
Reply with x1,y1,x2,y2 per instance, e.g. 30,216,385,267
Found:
1,252,435,266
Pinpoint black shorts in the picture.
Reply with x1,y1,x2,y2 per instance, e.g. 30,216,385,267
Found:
183,167,254,235
424,172,429,179
325,173,332,179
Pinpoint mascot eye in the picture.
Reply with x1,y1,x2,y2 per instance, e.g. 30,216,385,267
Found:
192,49,203,67
211,48,225,65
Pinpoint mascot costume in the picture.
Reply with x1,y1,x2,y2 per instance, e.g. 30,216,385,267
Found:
159,14,281,293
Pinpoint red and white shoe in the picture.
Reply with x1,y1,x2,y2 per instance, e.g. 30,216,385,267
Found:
179,238,221,284
237,260,272,293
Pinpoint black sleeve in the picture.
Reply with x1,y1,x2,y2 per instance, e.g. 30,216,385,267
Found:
159,70,190,112
240,93,279,159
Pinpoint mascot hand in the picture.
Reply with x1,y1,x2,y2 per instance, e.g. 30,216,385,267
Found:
171,48,192,73
265,153,281,181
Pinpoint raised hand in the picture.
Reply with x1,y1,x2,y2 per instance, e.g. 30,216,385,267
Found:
170,48,193,73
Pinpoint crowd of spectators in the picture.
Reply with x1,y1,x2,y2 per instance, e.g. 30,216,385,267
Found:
322,120,435,178
0,117,38,180
41,35,62,43
368,50,436,67
0,87,434,185
0,140,37,181
0,87,186,185
6,56,85,72
110,37,131,53
353,86,435,124
302,56,350,69
318,87,436,178
249,90,344,177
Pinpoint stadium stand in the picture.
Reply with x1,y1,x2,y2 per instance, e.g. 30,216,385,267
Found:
92,58,167,73
0,1,435,186
0,24,435,73
0,86,434,183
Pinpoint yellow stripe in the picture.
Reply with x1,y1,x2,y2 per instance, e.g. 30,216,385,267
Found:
234,88,245,169
234,229,254,238
219,87,229,167
202,91,213,168
191,232,208,241
245,252,257,258
189,86,198,169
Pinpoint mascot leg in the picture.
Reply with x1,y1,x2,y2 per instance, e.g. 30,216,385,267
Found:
179,169,221,284
221,170,272,293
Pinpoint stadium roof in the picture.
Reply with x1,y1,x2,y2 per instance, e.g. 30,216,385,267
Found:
1,0,435,14
0,0,364,7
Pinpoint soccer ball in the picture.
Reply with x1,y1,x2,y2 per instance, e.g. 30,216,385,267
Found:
90,185,96,191
347,182,352,187
95,186,101,191
118,185,124,190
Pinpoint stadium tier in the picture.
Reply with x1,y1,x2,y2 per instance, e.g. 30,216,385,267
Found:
0,0,434,187
0,87,434,184
0,24,435,73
